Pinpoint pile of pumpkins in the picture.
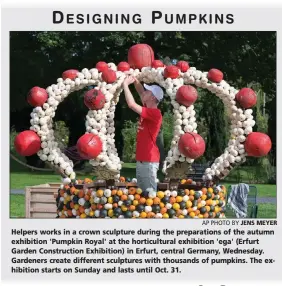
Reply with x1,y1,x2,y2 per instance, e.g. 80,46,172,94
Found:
56,177,226,219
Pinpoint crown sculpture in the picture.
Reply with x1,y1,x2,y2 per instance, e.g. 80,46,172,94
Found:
14,43,272,219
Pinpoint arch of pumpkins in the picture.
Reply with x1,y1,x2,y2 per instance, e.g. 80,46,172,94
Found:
14,43,272,218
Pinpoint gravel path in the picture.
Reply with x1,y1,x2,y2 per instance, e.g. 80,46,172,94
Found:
257,197,276,204
10,189,277,204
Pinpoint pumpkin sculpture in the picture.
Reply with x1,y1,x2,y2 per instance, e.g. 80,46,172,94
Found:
15,43,273,219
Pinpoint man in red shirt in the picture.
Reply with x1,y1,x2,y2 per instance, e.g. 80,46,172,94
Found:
122,75,163,196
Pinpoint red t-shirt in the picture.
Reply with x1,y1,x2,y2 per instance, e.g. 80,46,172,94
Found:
136,107,162,162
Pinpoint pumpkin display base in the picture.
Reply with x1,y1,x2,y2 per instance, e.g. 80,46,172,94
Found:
56,177,226,219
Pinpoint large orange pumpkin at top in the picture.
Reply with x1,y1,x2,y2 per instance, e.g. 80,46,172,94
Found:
128,44,154,69
178,133,206,159
76,134,103,160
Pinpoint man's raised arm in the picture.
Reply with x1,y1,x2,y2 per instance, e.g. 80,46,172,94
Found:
123,76,142,115
133,77,145,100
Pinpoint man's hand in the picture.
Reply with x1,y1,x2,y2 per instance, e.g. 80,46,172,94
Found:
122,75,142,115
123,75,135,87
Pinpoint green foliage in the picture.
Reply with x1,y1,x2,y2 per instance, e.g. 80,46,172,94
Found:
121,120,138,162
54,121,69,149
162,112,174,153
10,126,17,152
197,89,228,162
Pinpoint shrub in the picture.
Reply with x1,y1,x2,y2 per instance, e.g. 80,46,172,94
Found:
54,121,69,149
162,111,174,153
122,120,138,162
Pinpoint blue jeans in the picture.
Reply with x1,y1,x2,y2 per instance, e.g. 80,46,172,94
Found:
136,161,159,195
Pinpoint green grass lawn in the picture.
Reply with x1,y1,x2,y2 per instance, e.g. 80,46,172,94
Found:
257,203,277,218
10,194,25,218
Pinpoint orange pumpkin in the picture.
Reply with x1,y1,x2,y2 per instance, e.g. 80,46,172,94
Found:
121,195,127,201
203,212,209,218
96,189,104,197
78,190,84,198
147,212,155,218
153,197,160,205
134,194,141,200
120,176,126,182
129,205,136,211
129,187,136,195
